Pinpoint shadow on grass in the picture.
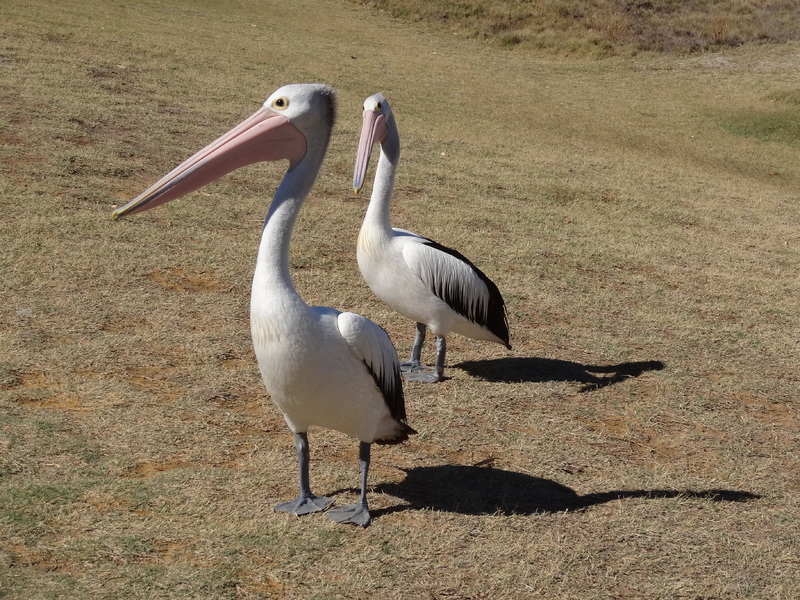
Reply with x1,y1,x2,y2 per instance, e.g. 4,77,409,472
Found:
369,464,760,518
454,357,665,392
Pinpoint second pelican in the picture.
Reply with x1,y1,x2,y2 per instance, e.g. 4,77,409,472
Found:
353,93,511,383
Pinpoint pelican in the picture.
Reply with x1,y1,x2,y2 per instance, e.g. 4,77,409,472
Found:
353,93,510,383
112,84,415,527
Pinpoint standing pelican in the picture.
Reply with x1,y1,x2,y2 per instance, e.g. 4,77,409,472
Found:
112,84,415,527
353,93,510,383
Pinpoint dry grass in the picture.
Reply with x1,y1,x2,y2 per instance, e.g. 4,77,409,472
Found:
1,0,799,598
354,0,800,55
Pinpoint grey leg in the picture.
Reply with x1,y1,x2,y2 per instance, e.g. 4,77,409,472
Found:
403,333,447,383
400,322,427,371
326,442,371,527
275,432,333,515
433,335,446,381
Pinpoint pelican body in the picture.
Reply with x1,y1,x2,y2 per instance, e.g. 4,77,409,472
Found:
353,93,510,382
113,84,414,527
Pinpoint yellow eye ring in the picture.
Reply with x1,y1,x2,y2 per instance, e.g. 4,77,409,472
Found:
375,101,383,111
272,96,290,110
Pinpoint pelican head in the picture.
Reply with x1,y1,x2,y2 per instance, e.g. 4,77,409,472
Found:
353,92,395,195
111,83,336,220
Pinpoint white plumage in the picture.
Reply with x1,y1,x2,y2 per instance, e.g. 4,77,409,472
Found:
113,84,414,527
353,93,511,382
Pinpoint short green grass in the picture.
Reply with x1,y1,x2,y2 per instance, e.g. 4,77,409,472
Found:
721,103,800,145
1,0,798,598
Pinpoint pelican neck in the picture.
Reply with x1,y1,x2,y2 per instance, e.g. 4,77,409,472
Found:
253,157,321,300
364,126,400,233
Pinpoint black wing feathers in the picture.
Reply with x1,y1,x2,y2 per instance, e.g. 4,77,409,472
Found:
422,238,511,348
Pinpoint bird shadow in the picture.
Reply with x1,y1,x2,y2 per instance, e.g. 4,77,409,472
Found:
367,464,760,518
454,357,665,392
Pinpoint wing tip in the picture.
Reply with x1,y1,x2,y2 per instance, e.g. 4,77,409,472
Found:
374,422,418,445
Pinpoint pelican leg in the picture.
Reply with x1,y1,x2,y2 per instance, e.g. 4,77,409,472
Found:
326,442,371,527
404,333,446,383
433,335,446,381
399,322,427,371
275,432,333,516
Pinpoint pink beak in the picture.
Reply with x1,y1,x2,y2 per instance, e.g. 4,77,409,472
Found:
352,109,388,195
112,106,307,219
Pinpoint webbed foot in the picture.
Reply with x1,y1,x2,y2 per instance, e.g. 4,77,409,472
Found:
326,502,371,527
399,360,422,372
401,363,445,383
275,494,333,516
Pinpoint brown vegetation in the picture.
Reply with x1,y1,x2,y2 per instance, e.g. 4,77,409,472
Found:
1,0,798,598
355,0,800,55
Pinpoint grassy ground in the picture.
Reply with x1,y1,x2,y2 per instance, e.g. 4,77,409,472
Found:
1,0,798,598
353,0,800,55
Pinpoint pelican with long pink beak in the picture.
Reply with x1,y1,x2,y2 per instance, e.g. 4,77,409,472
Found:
113,84,415,527
353,93,511,383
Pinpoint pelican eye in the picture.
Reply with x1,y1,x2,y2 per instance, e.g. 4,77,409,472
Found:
375,101,383,112
272,96,290,110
